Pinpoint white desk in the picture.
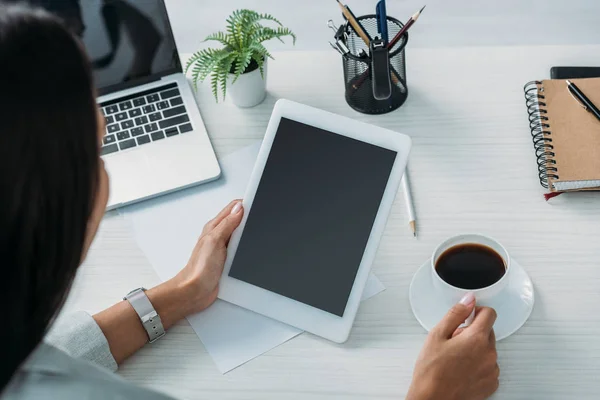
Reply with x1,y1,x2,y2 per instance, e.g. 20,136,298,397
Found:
65,45,600,399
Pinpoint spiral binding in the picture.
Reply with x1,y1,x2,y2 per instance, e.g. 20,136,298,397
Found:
524,81,558,189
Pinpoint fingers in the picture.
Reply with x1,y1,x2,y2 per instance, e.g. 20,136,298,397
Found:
479,363,500,398
451,327,465,338
207,201,244,247
477,374,500,400
202,200,242,235
432,293,476,339
470,306,497,333
489,328,496,345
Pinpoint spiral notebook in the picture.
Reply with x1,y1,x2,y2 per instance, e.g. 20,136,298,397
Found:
524,78,600,192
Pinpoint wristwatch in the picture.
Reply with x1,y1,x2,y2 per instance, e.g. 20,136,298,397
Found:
124,288,165,343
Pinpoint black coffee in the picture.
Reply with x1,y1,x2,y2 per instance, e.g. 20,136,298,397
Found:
435,244,506,290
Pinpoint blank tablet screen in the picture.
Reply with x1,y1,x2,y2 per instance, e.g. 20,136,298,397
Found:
228,118,397,317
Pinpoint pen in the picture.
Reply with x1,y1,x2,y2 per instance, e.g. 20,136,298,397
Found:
387,5,426,49
376,0,389,44
336,0,372,46
401,170,417,237
566,80,600,123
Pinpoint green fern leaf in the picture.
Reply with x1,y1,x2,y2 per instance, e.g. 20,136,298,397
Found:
227,9,245,49
253,27,280,43
225,17,239,48
225,52,238,71
184,50,204,74
241,11,261,48
186,48,233,91
249,43,273,61
252,27,296,45
275,27,297,45
219,68,228,100
200,49,231,82
239,11,251,50
220,52,237,99
225,21,237,48
188,50,213,90
210,71,219,102
250,52,265,78
204,31,234,49
244,24,259,48
240,9,260,25
255,12,283,26
190,65,202,90
232,49,253,83
190,9,294,102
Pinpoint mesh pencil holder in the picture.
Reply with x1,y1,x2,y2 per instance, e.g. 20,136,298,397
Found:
342,15,408,115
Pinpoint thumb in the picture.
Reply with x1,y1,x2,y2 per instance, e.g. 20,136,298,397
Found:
433,293,476,339
211,201,244,246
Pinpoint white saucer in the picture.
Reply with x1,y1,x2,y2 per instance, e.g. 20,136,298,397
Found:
409,258,535,341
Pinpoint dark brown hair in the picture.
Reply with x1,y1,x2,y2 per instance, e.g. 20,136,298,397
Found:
0,3,99,390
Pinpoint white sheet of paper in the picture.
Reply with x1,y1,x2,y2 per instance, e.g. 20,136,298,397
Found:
121,142,386,373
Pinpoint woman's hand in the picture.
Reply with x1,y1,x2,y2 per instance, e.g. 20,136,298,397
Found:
407,293,500,400
148,200,244,328
95,200,244,364
171,200,244,316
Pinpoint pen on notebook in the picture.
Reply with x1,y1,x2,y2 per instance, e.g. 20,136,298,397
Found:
387,5,426,49
566,80,600,123
335,0,372,46
401,171,417,237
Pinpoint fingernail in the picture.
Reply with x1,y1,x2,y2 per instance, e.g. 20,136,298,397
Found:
230,202,242,215
459,292,475,306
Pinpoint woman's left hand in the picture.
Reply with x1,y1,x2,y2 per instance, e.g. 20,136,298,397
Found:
169,200,244,316
95,200,244,363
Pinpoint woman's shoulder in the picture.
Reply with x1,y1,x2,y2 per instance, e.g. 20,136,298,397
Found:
3,344,174,400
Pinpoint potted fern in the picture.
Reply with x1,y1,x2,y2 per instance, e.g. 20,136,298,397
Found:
185,10,296,108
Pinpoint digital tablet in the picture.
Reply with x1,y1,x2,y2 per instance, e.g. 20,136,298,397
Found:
218,100,411,343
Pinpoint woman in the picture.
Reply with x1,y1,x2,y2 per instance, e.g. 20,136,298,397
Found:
0,5,499,400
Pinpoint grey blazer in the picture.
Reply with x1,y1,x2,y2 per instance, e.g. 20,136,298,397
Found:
3,311,174,400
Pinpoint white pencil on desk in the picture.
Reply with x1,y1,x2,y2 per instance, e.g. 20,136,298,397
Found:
401,169,417,237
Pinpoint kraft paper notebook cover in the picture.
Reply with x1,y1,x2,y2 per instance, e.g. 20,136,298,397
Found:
524,78,600,192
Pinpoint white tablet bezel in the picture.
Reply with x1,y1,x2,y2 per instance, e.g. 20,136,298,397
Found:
218,99,412,343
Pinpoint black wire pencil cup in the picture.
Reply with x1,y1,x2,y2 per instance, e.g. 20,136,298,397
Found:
330,15,409,115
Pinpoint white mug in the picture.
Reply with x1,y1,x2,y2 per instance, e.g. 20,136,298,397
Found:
431,234,511,307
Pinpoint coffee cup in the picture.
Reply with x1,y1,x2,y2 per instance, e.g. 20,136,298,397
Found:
431,234,511,307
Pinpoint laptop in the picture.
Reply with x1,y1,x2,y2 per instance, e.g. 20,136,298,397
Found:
36,0,221,209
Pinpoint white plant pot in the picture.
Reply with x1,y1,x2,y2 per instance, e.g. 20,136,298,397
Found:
227,59,268,108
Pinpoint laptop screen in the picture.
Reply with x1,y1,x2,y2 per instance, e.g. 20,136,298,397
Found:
24,0,181,95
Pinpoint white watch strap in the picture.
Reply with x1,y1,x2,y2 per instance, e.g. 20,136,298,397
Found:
124,288,165,343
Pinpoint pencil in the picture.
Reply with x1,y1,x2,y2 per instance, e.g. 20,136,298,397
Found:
336,0,371,46
388,5,426,49
401,170,417,237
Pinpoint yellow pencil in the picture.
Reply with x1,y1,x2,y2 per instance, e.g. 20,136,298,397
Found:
336,0,371,46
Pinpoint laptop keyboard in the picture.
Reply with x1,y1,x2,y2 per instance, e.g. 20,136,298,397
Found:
100,83,193,156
